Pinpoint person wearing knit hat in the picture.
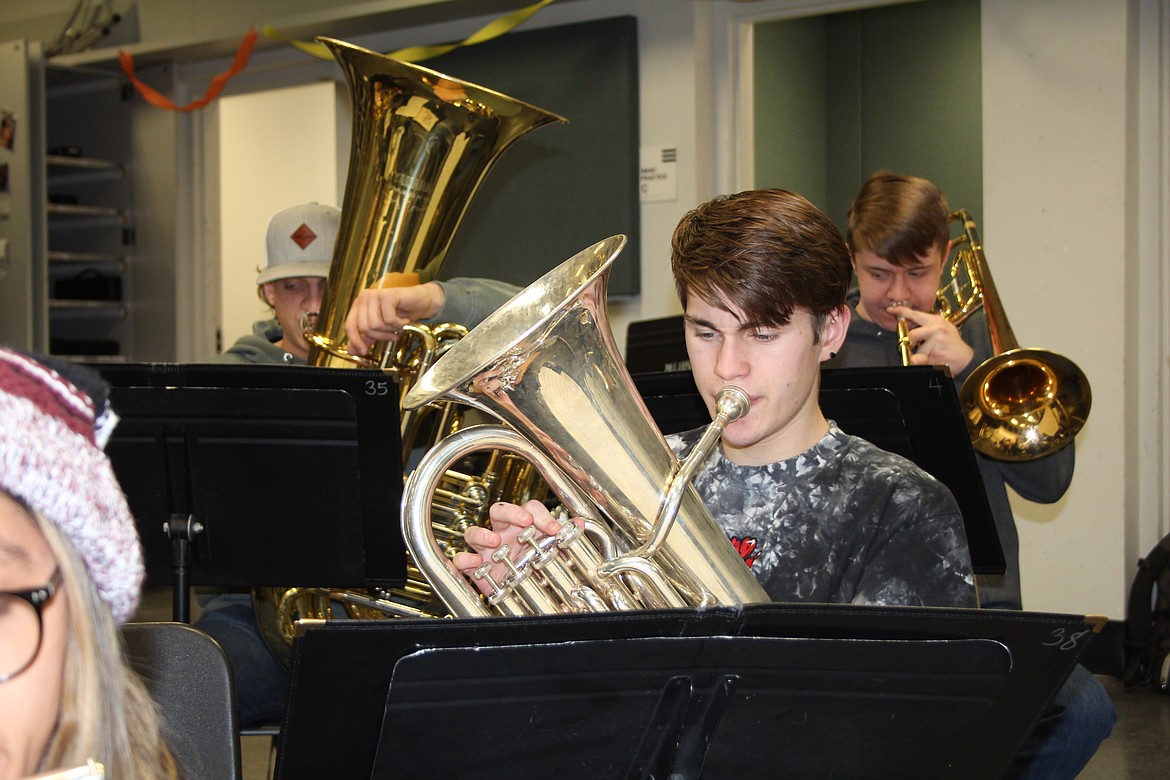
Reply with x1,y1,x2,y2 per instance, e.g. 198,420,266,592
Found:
0,347,178,779
215,202,340,364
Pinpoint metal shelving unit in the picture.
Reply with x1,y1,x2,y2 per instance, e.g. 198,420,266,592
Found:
42,66,135,360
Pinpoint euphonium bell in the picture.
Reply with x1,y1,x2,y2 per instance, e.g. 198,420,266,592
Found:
305,37,567,369
400,236,771,618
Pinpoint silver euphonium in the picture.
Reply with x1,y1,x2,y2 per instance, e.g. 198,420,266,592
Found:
401,236,771,618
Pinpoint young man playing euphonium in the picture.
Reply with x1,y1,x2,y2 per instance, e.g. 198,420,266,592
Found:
447,187,1112,779
455,188,976,610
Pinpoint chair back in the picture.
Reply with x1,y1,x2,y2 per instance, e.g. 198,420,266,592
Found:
123,621,243,780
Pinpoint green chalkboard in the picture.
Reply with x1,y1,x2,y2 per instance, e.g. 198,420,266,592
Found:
424,15,640,297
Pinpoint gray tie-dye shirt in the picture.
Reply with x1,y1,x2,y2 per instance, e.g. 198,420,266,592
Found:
667,422,976,608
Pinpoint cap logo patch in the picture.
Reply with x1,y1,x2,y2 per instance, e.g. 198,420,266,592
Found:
290,223,318,250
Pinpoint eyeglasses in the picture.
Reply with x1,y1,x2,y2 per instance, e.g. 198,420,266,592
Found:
0,568,62,684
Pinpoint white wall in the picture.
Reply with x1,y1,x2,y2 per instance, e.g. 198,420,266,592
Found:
980,0,1131,615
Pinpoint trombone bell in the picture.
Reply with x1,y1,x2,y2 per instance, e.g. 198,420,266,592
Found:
944,210,1091,461
961,347,1090,461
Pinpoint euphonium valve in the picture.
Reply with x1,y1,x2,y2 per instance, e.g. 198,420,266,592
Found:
400,236,770,618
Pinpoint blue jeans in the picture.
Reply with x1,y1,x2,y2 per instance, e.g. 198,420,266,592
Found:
195,597,289,726
1007,662,1117,778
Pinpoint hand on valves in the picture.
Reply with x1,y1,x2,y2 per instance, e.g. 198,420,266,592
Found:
344,273,447,355
886,301,974,376
451,500,581,598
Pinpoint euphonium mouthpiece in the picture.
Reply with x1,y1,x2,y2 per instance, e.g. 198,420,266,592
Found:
609,385,752,568
715,386,750,424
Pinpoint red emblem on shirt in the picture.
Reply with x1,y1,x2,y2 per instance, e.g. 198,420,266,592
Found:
731,536,759,567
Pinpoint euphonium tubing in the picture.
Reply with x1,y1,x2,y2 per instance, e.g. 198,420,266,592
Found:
255,447,551,667
253,322,555,666
400,235,770,617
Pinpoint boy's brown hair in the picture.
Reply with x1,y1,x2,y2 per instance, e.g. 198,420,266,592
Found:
846,171,949,266
670,189,851,340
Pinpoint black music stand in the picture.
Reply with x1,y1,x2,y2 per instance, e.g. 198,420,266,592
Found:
273,604,1100,779
91,363,406,622
633,366,1005,575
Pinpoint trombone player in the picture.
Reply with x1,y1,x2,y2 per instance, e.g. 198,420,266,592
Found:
827,172,1112,778
826,170,1074,614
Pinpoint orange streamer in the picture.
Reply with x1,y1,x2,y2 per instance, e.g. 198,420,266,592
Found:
119,27,257,112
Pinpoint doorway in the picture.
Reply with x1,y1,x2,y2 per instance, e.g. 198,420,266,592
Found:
215,80,346,355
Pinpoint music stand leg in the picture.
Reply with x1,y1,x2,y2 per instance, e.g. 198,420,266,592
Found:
670,674,738,779
164,514,202,623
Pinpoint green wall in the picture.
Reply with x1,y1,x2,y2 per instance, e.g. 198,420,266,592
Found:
754,0,982,234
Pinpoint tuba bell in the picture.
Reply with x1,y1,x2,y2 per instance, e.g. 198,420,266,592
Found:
254,37,566,661
936,210,1092,461
304,36,567,370
400,235,771,618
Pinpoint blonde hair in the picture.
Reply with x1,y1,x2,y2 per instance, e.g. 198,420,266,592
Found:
34,512,179,779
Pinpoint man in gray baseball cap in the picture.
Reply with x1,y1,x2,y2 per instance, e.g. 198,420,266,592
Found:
217,202,339,364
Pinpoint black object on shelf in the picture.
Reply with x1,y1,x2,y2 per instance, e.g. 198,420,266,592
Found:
51,338,120,356
54,269,122,301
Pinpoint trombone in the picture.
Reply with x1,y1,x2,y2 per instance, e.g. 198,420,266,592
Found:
902,210,1091,461
895,306,915,366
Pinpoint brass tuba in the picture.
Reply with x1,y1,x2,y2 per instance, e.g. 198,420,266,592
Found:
304,36,567,369
400,236,771,618
936,210,1091,461
254,37,566,660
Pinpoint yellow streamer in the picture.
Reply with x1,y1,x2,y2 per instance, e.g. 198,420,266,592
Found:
263,0,557,63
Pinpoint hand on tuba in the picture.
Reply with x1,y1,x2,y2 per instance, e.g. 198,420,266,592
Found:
453,500,582,596
344,277,447,355
887,302,974,375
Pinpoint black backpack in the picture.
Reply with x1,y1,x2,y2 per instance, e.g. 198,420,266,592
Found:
1123,532,1170,692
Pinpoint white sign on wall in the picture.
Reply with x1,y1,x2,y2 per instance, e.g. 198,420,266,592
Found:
640,145,677,202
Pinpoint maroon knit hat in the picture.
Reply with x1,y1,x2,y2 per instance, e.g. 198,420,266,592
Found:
0,347,143,623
